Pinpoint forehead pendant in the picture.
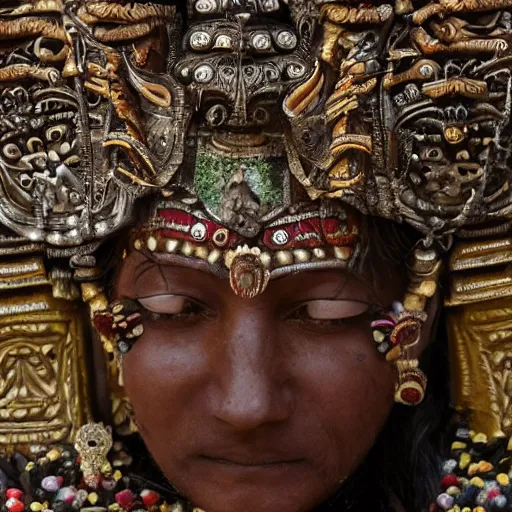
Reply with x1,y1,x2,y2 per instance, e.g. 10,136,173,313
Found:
225,246,270,299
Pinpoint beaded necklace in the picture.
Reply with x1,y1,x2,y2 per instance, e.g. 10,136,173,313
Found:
0,427,195,512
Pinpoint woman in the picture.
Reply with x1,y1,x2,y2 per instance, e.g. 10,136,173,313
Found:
0,0,510,511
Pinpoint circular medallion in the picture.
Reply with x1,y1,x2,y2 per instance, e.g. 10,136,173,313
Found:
214,35,233,49
286,63,306,79
252,32,272,51
191,222,207,242
195,0,216,14
272,229,289,246
213,228,229,247
190,31,211,50
194,65,214,84
276,31,297,50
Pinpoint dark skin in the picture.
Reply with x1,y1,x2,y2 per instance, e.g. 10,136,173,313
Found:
115,250,435,512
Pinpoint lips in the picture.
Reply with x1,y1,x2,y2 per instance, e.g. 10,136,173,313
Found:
196,446,306,468
200,455,305,467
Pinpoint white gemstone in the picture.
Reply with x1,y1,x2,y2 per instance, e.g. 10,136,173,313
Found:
190,31,211,50
194,65,214,84
95,221,108,235
181,242,194,256
293,250,310,263
191,222,207,242
165,239,179,253
208,249,222,264
276,251,293,266
214,35,232,49
147,237,158,252
195,246,209,260
313,248,326,259
195,0,216,13
334,246,351,260
260,252,272,268
276,31,297,49
272,229,289,246
287,64,306,79
252,33,272,51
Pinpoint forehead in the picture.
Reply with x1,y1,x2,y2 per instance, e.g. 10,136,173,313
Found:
116,249,401,308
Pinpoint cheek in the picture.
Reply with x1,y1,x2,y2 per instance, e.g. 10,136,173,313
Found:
122,326,210,442
288,327,396,479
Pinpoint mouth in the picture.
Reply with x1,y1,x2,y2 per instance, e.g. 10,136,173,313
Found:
199,455,305,468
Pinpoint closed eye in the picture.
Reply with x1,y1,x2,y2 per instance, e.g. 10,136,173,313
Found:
137,294,214,320
286,299,371,327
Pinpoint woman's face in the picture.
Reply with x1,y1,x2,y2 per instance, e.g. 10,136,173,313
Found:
116,251,403,512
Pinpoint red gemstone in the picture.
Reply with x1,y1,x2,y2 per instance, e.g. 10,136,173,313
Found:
401,387,422,405
488,488,501,500
57,476,64,487
6,489,23,501
140,489,160,507
6,498,24,512
93,313,114,338
115,489,135,510
440,474,459,490
392,320,421,346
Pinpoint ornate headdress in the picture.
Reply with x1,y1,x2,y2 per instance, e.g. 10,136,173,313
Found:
0,0,511,507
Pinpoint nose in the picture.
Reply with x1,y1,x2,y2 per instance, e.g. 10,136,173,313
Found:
211,309,293,430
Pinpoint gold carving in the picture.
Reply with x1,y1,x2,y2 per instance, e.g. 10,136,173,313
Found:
320,4,393,25
0,291,91,449
447,298,512,438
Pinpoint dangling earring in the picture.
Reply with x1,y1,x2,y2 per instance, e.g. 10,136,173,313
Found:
372,301,427,406
89,295,144,433
394,358,427,406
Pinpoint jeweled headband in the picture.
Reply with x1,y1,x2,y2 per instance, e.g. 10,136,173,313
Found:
0,0,511,445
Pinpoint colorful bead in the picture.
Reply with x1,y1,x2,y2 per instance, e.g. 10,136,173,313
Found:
442,459,458,474
6,489,24,501
46,449,62,462
6,498,24,512
497,473,510,486
88,493,99,505
436,493,454,509
469,477,484,488
41,476,61,493
487,488,500,500
101,479,116,491
141,490,160,508
459,452,471,469
115,490,135,510
72,490,88,509
441,474,460,490
494,495,508,508
30,502,45,512
55,486,77,503
455,428,470,440
472,433,488,444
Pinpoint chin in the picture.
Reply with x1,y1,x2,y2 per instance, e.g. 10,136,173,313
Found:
186,487,322,512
